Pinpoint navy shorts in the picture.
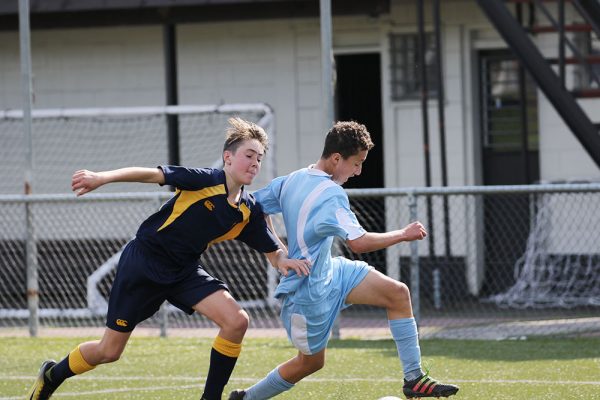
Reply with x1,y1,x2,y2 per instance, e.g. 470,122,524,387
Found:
106,239,228,332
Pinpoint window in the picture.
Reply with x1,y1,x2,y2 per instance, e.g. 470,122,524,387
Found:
480,54,539,152
574,31,600,89
389,32,438,100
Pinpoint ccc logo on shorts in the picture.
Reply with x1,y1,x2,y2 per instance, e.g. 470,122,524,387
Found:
116,319,128,327
204,200,215,211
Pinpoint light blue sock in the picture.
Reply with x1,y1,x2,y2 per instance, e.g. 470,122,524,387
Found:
389,317,423,382
244,367,294,400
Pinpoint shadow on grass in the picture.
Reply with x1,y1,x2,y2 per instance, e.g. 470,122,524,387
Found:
326,337,600,362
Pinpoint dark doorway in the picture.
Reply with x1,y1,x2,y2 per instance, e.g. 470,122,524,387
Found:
478,50,540,295
335,53,384,189
335,53,386,271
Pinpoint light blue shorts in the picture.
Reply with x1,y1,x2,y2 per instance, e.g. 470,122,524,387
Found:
280,257,373,355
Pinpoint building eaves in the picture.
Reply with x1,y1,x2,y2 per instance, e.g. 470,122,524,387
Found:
0,0,314,15
0,0,389,30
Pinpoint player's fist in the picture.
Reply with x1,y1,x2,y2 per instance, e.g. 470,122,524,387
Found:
71,169,104,196
401,221,427,241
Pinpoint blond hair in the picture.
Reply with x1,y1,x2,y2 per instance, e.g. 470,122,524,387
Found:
223,117,269,154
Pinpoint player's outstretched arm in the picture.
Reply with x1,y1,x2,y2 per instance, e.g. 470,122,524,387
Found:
71,167,165,196
347,221,427,254
265,249,311,277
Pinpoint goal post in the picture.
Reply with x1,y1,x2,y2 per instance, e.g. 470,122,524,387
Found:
0,103,281,334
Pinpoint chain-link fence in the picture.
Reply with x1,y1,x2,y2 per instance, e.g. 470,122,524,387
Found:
0,104,275,194
1,184,599,339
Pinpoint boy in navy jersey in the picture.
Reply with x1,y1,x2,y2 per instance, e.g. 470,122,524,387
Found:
27,118,310,400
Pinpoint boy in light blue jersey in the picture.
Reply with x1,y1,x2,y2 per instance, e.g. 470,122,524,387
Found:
229,121,458,399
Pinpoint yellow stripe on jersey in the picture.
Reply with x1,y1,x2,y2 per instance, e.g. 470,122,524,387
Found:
208,202,251,246
68,345,95,375
213,335,242,358
158,184,226,231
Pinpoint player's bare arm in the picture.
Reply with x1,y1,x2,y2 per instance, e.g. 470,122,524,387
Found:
347,221,427,254
265,215,288,254
71,167,166,196
265,249,311,277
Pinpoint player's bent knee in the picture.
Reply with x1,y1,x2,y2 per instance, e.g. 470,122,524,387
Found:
227,310,249,334
306,358,325,374
300,354,325,373
313,357,325,371
387,281,411,307
100,348,123,364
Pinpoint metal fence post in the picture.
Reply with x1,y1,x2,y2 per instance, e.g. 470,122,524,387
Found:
25,200,38,337
155,194,169,338
159,302,169,338
408,192,420,324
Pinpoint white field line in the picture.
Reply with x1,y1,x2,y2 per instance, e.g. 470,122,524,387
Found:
4,375,600,384
4,376,600,400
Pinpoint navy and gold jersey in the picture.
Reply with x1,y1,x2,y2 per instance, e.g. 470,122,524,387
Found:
135,166,279,270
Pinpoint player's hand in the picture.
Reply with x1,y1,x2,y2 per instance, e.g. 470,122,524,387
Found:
278,258,311,277
71,169,104,196
401,221,428,241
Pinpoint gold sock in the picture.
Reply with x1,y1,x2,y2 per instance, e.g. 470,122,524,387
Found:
212,335,242,358
68,345,96,375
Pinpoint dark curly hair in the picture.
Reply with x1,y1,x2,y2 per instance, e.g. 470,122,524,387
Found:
321,121,374,159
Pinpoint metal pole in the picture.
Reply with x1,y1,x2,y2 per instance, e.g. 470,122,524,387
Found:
320,0,335,131
434,0,448,191
163,24,180,168
320,0,339,339
155,195,169,338
558,0,566,88
417,0,435,259
516,4,531,184
19,0,38,337
433,0,449,310
408,193,420,324
159,302,169,338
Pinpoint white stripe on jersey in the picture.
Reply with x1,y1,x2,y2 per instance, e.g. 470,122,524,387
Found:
296,179,338,262
335,208,365,240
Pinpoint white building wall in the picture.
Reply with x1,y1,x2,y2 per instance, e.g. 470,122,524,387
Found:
177,20,303,172
0,27,165,108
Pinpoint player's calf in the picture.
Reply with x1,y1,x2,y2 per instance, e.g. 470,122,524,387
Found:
402,374,459,398
27,360,59,400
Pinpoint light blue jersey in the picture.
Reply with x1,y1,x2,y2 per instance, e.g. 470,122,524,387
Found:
254,167,366,304
255,167,372,354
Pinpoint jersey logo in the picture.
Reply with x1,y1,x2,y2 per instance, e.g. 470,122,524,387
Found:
204,200,215,211
116,319,128,327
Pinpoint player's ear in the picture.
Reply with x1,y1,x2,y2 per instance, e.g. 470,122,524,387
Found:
223,150,233,166
332,153,342,165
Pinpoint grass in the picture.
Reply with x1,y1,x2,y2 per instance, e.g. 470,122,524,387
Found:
2,336,599,399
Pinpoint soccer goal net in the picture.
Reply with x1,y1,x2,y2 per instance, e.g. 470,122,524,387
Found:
0,104,282,334
486,192,600,309
0,103,275,194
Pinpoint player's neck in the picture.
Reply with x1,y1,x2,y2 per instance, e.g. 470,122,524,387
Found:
314,158,334,176
223,170,243,204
